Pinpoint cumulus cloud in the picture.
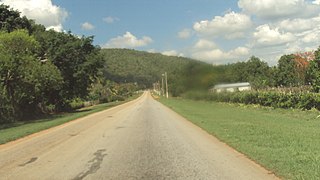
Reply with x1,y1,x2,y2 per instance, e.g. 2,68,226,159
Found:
278,18,319,32
193,39,217,50
103,32,153,48
177,1,320,65
301,30,320,43
230,47,250,56
81,22,95,30
0,0,68,32
192,47,250,64
238,0,320,20
161,50,184,57
103,16,119,24
192,49,229,63
178,29,192,39
193,11,252,39
190,39,250,64
253,24,296,47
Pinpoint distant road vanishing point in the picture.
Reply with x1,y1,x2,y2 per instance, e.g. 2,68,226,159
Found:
0,91,278,180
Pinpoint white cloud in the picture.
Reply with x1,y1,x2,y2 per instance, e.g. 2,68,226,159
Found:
0,0,68,32
230,47,250,56
301,30,320,43
253,24,296,47
193,11,252,39
191,47,250,64
278,18,319,32
313,0,320,4
178,1,320,65
192,49,229,63
178,29,192,39
238,0,319,20
161,50,184,57
81,22,95,30
103,32,153,48
193,39,217,50
103,16,119,24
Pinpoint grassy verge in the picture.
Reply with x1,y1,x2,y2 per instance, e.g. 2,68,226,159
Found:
0,94,140,145
159,97,320,180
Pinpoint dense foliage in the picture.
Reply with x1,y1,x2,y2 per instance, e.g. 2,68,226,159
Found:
101,50,305,92
179,50,320,110
222,56,275,88
0,4,32,33
183,90,320,110
308,49,320,92
0,30,63,122
33,30,104,108
0,6,103,123
101,49,216,96
101,48,320,103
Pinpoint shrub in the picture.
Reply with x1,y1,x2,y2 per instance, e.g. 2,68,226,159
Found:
184,90,320,111
68,98,85,110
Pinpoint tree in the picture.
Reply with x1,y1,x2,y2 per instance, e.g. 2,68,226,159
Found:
307,48,320,92
0,4,32,33
246,56,274,88
276,53,311,87
0,30,62,121
294,52,310,85
225,56,273,88
276,54,297,86
33,30,104,108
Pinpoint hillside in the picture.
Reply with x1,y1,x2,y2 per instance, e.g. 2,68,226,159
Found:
100,49,214,95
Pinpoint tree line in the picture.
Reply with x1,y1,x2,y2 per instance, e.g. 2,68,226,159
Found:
101,48,320,95
214,51,319,92
1,3,320,123
0,5,107,123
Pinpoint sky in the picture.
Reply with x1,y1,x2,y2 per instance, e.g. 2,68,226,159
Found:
1,0,320,65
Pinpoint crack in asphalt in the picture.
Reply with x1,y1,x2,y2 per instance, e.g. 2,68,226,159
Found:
72,149,107,180
19,157,38,167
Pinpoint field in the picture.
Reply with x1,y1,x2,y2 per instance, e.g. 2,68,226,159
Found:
159,97,320,179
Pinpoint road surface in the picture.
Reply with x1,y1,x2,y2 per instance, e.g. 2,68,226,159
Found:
0,91,278,180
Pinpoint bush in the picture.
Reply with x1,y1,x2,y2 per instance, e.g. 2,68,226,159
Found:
183,90,320,111
68,98,85,110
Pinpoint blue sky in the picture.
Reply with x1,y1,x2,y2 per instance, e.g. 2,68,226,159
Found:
52,0,239,51
1,0,320,65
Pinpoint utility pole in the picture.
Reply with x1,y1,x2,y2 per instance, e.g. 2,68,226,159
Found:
157,81,161,95
161,74,164,96
165,72,168,98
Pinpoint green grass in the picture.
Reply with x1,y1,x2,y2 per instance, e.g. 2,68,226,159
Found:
0,95,140,145
159,97,320,180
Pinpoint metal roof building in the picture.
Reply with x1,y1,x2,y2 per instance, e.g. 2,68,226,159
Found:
211,82,251,93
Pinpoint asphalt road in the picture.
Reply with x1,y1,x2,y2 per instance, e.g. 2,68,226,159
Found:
0,91,278,180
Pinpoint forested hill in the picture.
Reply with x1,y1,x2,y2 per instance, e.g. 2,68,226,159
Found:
100,48,320,96
100,49,214,95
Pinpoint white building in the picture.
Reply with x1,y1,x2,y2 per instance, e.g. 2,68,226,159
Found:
210,82,251,93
